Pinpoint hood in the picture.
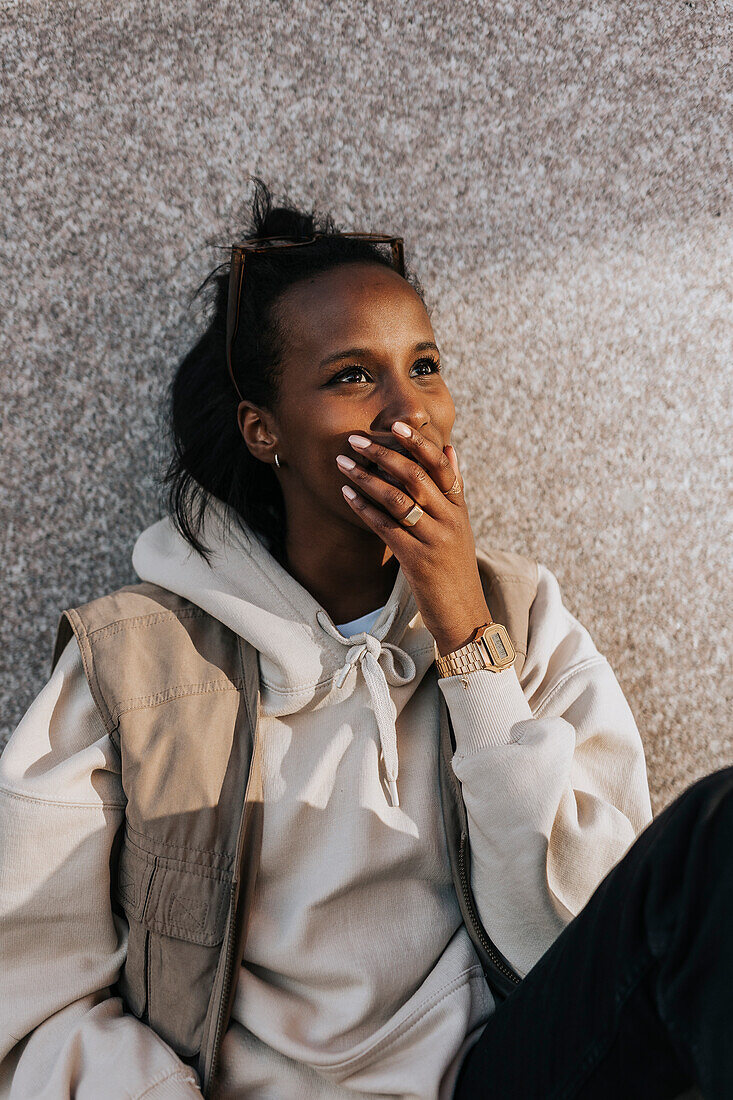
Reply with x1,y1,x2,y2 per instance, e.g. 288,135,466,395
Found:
131,495,438,808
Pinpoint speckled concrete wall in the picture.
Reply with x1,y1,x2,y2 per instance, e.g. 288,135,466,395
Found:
1,1,731,815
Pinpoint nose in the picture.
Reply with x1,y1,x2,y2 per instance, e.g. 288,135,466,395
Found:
369,367,430,428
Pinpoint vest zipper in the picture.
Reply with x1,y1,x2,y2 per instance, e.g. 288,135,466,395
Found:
458,832,521,988
207,900,238,1092
204,726,260,1094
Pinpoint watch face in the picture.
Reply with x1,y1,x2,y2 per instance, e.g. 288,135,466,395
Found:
481,623,516,669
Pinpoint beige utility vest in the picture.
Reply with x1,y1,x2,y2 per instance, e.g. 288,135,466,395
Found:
51,545,538,1097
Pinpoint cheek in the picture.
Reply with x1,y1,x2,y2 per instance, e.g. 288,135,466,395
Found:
438,393,457,437
440,387,456,420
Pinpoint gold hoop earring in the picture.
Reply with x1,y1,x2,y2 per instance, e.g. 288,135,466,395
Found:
274,453,281,469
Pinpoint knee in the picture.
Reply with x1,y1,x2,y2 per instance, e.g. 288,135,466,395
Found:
642,767,733,955
650,766,733,871
671,765,733,866
678,765,733,820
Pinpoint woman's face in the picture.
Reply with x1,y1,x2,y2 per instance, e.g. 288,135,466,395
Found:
240,261,456,535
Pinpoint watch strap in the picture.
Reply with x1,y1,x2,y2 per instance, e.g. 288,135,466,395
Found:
434,621,516,678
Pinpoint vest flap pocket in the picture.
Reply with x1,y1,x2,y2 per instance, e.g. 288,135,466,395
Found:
113,839,156,924
144,856,231,947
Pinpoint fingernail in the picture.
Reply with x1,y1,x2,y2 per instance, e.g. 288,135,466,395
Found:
392,421,411,437
348,434,372,449
336,454,356,470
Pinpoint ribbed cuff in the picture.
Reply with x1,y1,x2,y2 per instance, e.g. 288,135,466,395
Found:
437,664,533,755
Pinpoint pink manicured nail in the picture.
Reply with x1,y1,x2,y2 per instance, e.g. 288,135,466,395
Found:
348,434,372,449
392,421,411,437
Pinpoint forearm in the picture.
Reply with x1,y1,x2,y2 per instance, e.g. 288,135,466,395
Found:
439,657,652,977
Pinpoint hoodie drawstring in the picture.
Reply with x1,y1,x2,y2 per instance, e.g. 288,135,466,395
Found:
316,606,416,808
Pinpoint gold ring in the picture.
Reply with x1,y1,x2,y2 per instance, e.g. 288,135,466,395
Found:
443,475,462,496
401,502,424,527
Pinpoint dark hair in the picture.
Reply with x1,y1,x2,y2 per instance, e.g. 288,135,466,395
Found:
161,177,426,567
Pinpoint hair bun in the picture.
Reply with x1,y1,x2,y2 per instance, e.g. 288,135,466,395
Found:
257,206,315,240
249,177,317,241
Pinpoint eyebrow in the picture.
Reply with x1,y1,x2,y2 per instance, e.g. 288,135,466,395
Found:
318,341,440,371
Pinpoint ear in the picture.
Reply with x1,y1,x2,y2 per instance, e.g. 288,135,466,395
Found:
237,401,277,461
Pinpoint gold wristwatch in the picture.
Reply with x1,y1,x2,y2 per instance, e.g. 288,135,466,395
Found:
434,620,516,678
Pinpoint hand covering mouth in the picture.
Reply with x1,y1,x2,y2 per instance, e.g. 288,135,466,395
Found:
363,444,412,488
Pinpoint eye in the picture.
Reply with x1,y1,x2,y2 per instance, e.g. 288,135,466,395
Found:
330,357,442,384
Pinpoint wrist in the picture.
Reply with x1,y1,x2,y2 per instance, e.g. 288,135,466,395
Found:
432,610,493,658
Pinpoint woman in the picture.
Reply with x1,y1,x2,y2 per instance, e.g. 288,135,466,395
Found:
0,178,728,1100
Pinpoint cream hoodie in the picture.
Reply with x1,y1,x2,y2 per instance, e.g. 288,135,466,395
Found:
0,499,654,1099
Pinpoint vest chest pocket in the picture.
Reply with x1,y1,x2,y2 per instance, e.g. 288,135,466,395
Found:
112,827,233,1059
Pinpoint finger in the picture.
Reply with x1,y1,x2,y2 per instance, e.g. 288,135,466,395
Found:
389,422,461,498
337,454,435,534
445,445,465,496
341,484,425,544
347,434,459,512
445,445,459,478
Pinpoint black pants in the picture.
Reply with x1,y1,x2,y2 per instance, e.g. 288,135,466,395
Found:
452,764,733,1100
